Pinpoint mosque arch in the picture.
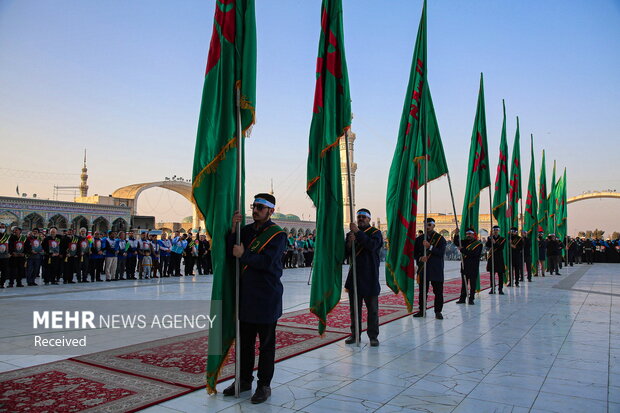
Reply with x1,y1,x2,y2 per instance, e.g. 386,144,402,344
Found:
72,215,89,231
111,218,128,233
23,212,45,230
567,191,620,204
48,214,68,230
92,217,109,233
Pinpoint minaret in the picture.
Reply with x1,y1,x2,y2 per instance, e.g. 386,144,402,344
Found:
80,149,89,197
340,128,357,224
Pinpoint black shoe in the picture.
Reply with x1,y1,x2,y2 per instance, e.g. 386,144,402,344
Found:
369,338,379,347
456,299,466,304
528,278,532,282
468,300,475,305
489,290,495,295
412,312,424,318
68,281,75,284
96,279,103,282
507,283,512,287
515,283,520,287
251,386,271,404
345,336,359,345
105,279,111,282
52,282,59,285
223,381,252,396
435,313,443,320
16,284,24,287
499,291,505,295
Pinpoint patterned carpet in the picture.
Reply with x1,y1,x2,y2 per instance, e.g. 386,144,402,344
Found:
0,274,491,412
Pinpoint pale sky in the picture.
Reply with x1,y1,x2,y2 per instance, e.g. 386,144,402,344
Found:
1,0,619,235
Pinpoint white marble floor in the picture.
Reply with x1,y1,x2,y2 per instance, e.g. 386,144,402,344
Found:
2,262,619,412
150,263,619,413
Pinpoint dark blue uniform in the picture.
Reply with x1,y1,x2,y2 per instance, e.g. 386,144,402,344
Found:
344,226,383,340
456,237,482,303
414,231,446,314
228,219,286,389
486,235,505,293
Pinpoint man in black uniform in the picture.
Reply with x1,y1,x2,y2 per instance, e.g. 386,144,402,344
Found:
521,230,532,282
509,227,523,286
77,227,91,283
456,228,482,305
413,218,447,319
8,227,26,287
546,234,562,275
537,231,547,276
486,225,506,294
0,223,10,288
43,227,62,285
566,236,577,266
61,228,78,284
344,208,383,346
224,193,286,404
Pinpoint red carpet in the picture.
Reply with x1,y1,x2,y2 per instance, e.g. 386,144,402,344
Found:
0,273,492,411
0,361,191,413
72,326,347,389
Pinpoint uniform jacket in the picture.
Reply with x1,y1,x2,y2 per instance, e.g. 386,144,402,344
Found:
414,231,446,282
344,226,383,297
228,219,287,324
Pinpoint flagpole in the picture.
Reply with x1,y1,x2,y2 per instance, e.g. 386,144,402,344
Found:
446,172,467,301
422,152,428,318
344,130,361,346
234,87,243,398
520,198,525,282
489,189,495,293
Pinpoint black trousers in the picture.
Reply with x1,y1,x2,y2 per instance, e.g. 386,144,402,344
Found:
419,280,443,314
549,255,560,274
511,260,522,284
45,257,62,283
585,250,594,264
89,257,104,281
240,321,277,388
126,256,137,277
459,273,477,302
489,268,504,292
79,256,90,281
184,256,195,275
171,252,182,276
524,256,532,280
0,258,9,286
9,257,25,286
63,257,78,283
347,291,379,340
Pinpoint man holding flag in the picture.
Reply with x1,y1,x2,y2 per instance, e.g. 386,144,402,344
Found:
456,229,482,305
458,73,490,298
191,0,256,396
225,193,286,404
386,0,449,316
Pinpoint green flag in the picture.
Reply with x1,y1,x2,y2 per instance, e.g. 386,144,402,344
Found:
191,0,256,394
460,73,491,240
538,150,548,234
507,117,522,229
492,101,510,279
554,169,567,241
558,168,567,236
386,0,449,312
548,160,557,235
524,134,539,273
306,0,351,335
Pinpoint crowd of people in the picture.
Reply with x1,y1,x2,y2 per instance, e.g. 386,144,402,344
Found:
0,223,213,288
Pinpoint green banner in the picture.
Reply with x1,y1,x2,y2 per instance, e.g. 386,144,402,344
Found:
191,0,256,394
306,0,351,335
